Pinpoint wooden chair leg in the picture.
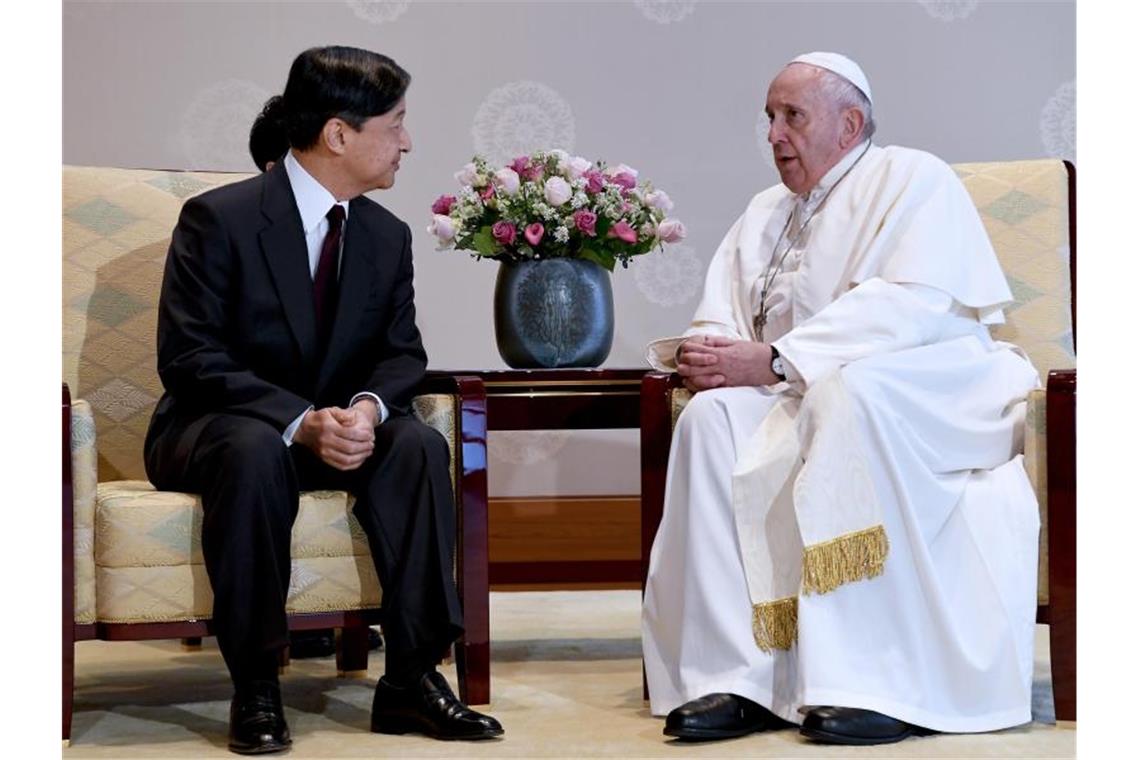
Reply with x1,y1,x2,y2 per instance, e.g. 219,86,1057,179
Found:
458,636,490,706
63,628,74,744
336,625,369,677
180,636,203,651
1046,369,1076,721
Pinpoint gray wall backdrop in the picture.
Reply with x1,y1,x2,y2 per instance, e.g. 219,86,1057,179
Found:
63,0,1075,497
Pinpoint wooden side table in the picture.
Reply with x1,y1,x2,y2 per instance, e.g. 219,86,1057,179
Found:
438,368,649,585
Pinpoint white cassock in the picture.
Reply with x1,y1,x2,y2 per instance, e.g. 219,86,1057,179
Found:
642,142,1041,732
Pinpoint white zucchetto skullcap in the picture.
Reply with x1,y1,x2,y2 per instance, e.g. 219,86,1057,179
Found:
789,51,873,106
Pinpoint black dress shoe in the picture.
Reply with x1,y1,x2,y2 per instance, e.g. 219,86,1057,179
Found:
664,693,789,741
228,682,291,755
288,629,335,659
800,706,934,745
371,670,504,741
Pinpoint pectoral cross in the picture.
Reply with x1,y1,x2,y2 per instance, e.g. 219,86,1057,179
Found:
753,309,767,341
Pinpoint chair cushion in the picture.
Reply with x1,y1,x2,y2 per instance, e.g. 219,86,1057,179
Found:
93,481,381,623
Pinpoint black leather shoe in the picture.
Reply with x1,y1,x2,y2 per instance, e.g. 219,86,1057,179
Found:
288,629,335,659
800,706,934,745
664,693,789,741
371,671,504,740
228,682,291,755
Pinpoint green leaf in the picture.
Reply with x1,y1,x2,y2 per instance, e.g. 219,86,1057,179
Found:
579,246,616,272
472,226,498,256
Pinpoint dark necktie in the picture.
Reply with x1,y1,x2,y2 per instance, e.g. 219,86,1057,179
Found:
313,204,345,346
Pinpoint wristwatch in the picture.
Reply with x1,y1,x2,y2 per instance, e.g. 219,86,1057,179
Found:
770,345,787,381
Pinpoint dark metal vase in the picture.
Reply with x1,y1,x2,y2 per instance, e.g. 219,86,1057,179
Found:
493,258,614,369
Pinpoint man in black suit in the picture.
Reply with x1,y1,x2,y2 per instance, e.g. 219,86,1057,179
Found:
245,94,384,662
145,46,503,754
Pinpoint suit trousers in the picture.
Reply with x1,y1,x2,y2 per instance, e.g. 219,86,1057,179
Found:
146,412,464,687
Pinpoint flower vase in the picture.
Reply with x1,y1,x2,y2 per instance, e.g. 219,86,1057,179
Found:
493,258,614,369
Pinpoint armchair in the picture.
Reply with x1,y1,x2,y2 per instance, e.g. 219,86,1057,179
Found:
62,166,492,743
640,158,1077,722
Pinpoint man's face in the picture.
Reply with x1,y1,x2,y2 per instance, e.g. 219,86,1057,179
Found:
765,65,847,195
342,96,411,192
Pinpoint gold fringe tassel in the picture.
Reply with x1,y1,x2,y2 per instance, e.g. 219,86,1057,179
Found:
801,524,889,595
751,597,798,652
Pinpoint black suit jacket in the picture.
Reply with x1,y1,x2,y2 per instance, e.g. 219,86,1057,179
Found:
144,161,427,480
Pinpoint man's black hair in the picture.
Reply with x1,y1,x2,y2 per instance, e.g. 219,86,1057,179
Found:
281,46,410,151
248,95,289,172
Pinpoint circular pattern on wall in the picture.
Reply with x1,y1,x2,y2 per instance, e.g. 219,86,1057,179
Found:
472,81,576,167
489,431,572,465
1039,80,1075,161
633,0,698,24
634,244,703,306
178,79,271,171
916,0,980,21
346,1,410,24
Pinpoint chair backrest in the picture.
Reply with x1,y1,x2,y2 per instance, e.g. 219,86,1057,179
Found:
952,159,1076,380
63,166,253,480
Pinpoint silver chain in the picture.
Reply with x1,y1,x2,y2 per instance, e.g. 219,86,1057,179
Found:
754,142,872,340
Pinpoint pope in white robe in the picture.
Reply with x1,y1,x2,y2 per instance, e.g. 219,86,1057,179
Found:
641,52,1041,746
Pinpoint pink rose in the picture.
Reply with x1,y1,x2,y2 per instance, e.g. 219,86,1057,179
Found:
655,218,687,243
510,156,543,182
431,194,456,215
524,222,545,246
607,163,639,179
480,184,495,201
427,214,455,242
573,209,598,237
544,176,573,206
584,169,606,194
608,220,638,244
609,172,637,191
492,221,517,246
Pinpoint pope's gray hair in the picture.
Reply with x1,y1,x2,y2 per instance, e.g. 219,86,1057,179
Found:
815,68,876,142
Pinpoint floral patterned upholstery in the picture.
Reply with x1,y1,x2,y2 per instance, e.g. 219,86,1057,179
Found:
64,165,460,626
664,159,1073,607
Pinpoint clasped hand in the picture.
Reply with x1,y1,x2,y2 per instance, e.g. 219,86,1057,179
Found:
295,401,378,471
676,335,780,393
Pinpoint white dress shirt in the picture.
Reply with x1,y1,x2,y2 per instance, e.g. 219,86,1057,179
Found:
281,151,388,445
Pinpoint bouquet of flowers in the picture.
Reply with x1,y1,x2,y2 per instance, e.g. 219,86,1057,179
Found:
427,149,686,271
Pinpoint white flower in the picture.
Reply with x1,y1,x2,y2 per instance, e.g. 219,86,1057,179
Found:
455,162,478,187
553,225,570,243
494,167,521,194
428,214,456,243
566,156,593,179
549,148,570,163
570,191,589,209
544,176,573,206
645,189,674,211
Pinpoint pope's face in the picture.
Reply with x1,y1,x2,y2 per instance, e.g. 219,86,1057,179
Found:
342,96,411,192
765,65,848,195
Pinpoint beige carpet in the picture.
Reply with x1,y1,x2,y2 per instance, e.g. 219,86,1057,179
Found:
66,590,1074,758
